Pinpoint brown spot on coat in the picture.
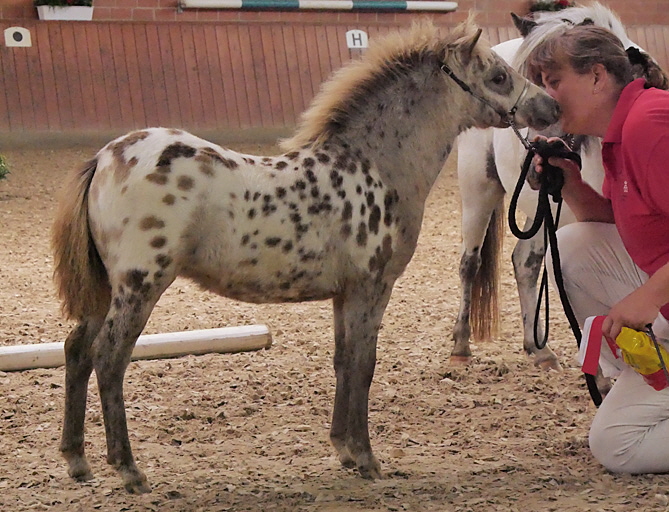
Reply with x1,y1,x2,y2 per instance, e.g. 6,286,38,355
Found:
221,157,238,169
163,194,176,205
155,254,172,268
177,175,194,191
109,132,149,184
124,269,150,293
198,147,225,167
197,160,215,176
157,142,196,167
140,216,165,230
368,234,394,273
342,201,353,220
356,222,367,246
147,173,168,185
150,236,167,248
369,205,381,234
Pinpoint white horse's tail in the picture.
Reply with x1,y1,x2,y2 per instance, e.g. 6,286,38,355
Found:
52,158,111,321
470,203,503,341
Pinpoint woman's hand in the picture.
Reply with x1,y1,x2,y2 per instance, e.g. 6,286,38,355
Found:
603,262,669,340
530,136,614,223
602,288,661,340
530,136,583,192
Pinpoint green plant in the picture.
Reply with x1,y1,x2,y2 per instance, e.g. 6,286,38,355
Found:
34,0,92,6
529,0,574,12
0,155,9,181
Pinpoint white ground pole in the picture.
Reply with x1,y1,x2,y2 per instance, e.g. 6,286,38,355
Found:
0,325,272,372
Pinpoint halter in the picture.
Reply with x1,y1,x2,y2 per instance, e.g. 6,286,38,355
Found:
440,63,531,127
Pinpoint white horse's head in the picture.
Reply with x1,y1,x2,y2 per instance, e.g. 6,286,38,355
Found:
509,1,667,150
511,2,635,72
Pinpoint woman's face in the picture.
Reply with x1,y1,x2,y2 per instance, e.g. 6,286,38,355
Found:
540,65,599,135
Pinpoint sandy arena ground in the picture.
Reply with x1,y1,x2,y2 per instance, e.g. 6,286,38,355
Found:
1,142,668,512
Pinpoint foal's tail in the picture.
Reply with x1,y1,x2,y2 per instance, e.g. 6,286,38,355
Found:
51,158,111,321
470,204,503,342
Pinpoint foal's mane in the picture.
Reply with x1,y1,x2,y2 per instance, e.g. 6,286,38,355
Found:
281,17,480,151
513,2,631,71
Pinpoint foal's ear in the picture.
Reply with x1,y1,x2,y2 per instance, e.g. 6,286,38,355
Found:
511,12,537,37
457,28,483,66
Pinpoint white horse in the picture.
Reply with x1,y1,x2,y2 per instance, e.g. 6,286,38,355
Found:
51,19,559,494
451,3,643,369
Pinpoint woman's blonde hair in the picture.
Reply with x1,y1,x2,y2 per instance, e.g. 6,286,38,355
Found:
527,25,668,90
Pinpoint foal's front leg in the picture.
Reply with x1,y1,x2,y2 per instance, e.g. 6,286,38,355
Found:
330,294,355,469
330,282,393,480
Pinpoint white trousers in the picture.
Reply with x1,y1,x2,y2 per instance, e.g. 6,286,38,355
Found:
548,222,669,474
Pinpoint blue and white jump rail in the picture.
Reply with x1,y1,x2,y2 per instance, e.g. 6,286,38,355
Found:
179,0,458,12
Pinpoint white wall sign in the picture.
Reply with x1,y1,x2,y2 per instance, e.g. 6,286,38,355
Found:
346,29,368,49
4,27,32,48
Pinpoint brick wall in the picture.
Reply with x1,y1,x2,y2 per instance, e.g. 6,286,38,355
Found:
2,0,669,26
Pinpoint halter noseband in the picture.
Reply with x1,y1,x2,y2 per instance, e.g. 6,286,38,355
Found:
440,62,530,128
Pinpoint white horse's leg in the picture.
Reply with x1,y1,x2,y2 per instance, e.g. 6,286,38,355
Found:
330,280,393,480
511,229,561,370
452,130,505,363
60,317,105,482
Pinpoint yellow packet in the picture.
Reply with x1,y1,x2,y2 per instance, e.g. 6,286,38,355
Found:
616,327,669,390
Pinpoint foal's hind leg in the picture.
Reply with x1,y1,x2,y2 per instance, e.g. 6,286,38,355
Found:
329,281,393,480
93,276,171,494
512,231,560,370
60,318,104,481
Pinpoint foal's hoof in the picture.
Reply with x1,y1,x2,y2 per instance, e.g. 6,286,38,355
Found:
123,477,152,494
120,468,152,494
339,455,356,469
357,454,383,480
332,440,356,468
63,454,94,482
68,464,94,482
449,355,472,366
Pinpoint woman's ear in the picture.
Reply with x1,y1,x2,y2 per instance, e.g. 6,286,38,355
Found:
591,63,608,93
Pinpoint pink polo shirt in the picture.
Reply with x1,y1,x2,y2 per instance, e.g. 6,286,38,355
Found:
601,78,669,317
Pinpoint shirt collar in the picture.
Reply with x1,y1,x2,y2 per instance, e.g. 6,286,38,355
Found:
603,78,647,144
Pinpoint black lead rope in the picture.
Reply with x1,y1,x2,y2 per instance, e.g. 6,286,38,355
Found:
508,139,603,407
648,325,669,386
